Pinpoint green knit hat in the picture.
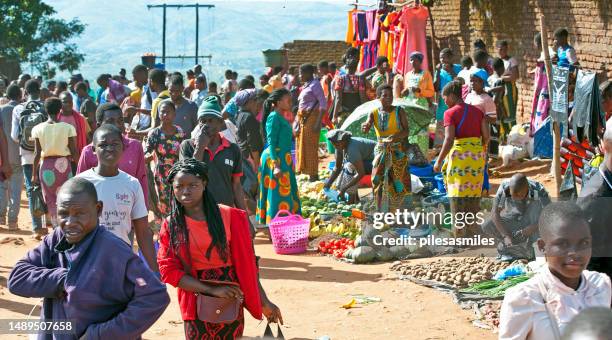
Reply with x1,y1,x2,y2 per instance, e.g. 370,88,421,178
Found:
197,95,223,120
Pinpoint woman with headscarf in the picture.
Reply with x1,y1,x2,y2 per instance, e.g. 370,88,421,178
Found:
296,64,327,182
234,89,268,170
362,85,411,213
256,89,301,226
234,89,269,213
324,129,376,204
331,47,377,126
394,52,435,106
433,81,489,237
394,51,435,157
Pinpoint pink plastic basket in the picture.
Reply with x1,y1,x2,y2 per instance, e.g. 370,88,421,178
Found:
269,210,310,254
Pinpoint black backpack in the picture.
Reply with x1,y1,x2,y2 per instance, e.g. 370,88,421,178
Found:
18,101,48,152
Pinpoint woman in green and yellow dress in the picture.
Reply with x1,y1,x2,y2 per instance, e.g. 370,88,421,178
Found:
362,84,411,213
256,88,301,225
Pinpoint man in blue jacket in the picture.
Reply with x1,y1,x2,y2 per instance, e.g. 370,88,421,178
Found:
8,177,170,339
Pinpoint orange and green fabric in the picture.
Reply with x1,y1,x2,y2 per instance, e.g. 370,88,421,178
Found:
256,111,301,225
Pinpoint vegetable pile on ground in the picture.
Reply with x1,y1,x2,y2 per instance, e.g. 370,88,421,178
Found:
317,238,356,258
302,199,363,218
309,215,360,240
460,274,531,298
391,257,512,288
296,177,326,201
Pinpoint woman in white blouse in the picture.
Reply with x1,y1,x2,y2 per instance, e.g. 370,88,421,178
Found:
499,201,611,340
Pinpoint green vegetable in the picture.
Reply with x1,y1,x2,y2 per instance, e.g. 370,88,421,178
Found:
461,274,532,297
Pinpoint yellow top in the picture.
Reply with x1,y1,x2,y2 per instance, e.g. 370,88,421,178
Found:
31,121,76,158
150,89,170,127
372,106,401,138
129,86,143,106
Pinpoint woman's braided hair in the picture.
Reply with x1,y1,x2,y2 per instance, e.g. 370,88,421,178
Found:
166,158,228,262
262,88,290,140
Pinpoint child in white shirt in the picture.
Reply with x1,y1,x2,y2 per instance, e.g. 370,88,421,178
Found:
499,201,611,340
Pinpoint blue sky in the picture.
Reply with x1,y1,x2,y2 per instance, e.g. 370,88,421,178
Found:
42,0,374,82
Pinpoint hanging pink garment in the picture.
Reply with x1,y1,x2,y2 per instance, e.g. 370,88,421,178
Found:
530,62,550,136
396,6,430,75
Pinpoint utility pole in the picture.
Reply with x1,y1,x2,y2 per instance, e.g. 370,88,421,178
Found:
147,3,215,65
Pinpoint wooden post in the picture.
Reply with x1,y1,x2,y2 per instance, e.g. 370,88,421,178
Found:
428,4,437,71
539,15,562,196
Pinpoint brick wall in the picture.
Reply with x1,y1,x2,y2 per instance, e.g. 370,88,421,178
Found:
282,40,349,68
428,0,611,121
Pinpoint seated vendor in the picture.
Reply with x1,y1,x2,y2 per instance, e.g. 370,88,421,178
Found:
324,129,376,204
8,177,170,338
481,173,551,261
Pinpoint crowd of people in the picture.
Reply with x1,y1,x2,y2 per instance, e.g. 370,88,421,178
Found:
0,23,610,339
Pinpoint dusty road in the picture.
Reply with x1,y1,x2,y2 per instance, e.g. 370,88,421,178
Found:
0,158,557,339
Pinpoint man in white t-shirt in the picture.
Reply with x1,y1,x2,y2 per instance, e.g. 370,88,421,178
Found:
76,124,158,273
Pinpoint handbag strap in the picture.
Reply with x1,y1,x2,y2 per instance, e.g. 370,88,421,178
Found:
536,276,562,340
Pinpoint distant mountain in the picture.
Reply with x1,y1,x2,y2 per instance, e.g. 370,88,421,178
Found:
48,0,348,83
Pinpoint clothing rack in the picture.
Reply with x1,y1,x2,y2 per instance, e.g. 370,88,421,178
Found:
348,2,376,9
389,0,421,8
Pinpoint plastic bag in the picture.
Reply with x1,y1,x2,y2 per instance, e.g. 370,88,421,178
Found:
30,184,47,218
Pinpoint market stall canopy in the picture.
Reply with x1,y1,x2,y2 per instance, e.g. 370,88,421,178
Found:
340,98,433,140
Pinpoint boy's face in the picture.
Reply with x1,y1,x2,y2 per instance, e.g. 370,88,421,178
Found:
299,71,311,83
198,116,223,136
97,79,108,89
509,185,529,201
555,35,568,46
168,83,184,102
470,76,484,92
318,66,329,76
93,131,124,167
496,45,508,58
440,53,452,65
134,70,148,85
377,62,389,73
57,191,102,244
60,93,73,112
378,89,393,108
494,65,505,76
196,80,205,91
100,110,125,131
538,220,592,280
410,58,422,71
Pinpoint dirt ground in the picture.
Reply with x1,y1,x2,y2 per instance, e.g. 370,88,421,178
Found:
0,159,554,339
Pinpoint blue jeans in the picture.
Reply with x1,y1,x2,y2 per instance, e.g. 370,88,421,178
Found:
0,164,23,223
22,164,43,231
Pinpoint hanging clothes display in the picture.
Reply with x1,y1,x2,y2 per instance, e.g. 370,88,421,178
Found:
530,62,550,136
395,5,430,75
572,70,603,144
346,9,357,46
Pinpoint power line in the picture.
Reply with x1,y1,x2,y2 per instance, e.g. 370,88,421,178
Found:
147,3,215,65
